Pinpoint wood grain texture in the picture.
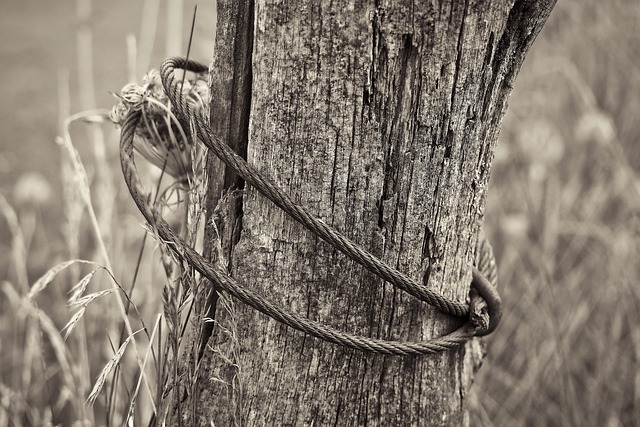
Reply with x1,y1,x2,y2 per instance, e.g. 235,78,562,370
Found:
184,0,557,425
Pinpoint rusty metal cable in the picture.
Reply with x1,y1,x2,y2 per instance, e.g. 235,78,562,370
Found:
118,57,502,355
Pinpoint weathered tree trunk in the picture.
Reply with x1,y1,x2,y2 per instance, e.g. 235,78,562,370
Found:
181,0,555,425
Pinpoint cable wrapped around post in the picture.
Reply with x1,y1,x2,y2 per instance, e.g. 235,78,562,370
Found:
118,57,502,355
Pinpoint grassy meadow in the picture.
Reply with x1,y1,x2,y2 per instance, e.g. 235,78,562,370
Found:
1,0,639,426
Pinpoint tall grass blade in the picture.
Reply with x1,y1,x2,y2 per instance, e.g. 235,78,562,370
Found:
87,328,144,406
27,259,96,301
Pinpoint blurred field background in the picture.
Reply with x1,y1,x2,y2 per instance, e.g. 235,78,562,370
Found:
1,0,639,426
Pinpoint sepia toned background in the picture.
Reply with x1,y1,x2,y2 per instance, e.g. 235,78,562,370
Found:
1,0,639,425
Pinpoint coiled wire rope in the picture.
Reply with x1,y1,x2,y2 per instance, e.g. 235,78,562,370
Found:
118,57,502,356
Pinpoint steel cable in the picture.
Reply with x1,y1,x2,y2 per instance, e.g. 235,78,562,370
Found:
118,57,502,355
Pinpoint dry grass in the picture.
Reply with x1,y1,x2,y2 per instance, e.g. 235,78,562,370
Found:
1,1,212,425
1,0,639,425
471,1,640,425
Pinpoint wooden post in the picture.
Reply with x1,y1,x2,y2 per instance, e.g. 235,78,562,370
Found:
176,0,556,425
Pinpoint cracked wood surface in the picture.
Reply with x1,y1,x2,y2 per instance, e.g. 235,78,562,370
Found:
178,0,556,425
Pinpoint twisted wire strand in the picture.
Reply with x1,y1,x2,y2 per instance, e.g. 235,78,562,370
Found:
119,57,502,355
470,232,501,336
120,109,478,355
159,57,471,318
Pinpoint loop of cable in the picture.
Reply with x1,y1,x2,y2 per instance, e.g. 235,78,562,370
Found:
118,57,502,355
